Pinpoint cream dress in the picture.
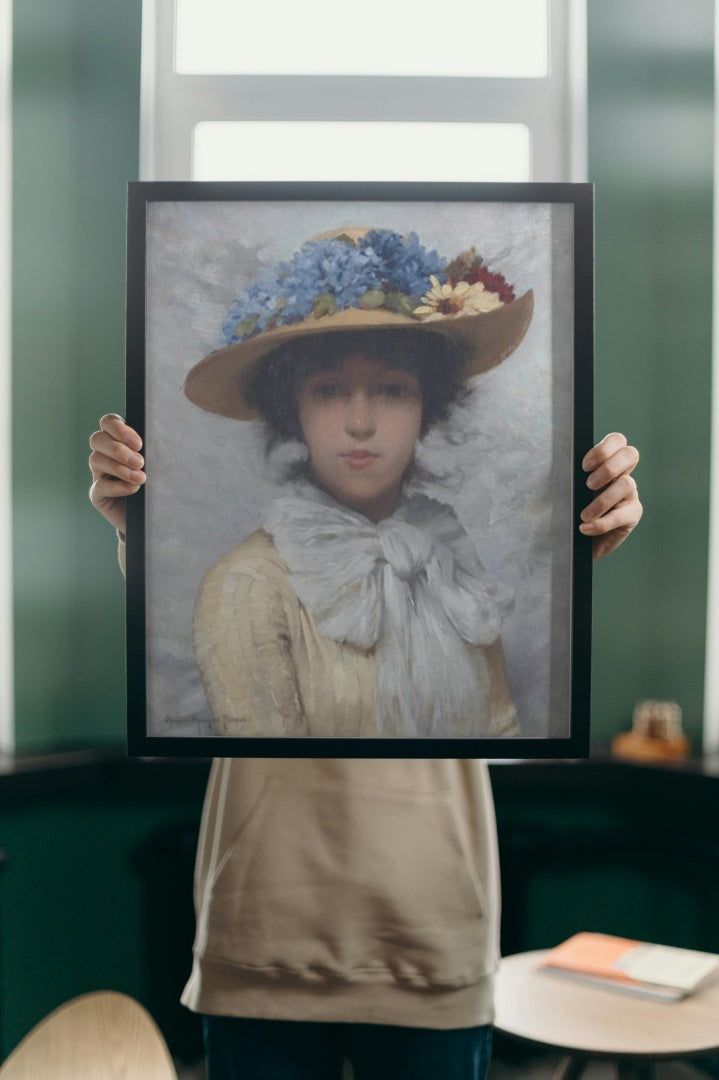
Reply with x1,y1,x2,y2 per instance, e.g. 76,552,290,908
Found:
193,482,518,740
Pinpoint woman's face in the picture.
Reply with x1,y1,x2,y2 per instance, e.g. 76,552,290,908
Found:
298,352,422,522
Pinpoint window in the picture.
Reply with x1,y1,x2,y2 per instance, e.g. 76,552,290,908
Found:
192,121,532,183
141,0,587,183
174,0,549,78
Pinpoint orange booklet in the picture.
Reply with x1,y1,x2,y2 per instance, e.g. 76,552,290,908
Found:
540,932,719,1002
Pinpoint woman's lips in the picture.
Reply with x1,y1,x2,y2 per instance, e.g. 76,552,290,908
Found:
342,451,378,469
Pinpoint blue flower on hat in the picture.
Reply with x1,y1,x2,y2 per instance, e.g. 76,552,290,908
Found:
273,237,384,321
358,229,444,297
221,229,513,347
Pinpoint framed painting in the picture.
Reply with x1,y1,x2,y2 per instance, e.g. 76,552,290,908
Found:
125,181,594,757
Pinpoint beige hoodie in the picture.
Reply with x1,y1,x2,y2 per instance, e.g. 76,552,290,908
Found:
121,537,502,1029
180,754,501,1029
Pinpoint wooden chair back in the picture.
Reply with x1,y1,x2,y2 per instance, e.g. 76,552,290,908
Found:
0,990,178,1079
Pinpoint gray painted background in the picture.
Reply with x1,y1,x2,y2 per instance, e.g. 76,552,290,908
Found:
142,198,575,740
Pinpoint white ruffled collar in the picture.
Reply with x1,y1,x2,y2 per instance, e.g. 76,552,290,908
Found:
263,480,513,737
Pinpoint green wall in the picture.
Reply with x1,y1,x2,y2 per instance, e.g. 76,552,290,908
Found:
0,771,207,1059
3,1,717,1063
12,0,142,752
0,796,193,1055
587,0,714,748
10,1,715,750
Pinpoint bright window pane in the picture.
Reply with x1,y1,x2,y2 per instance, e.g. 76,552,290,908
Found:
192,121,532,182
176,0,548,78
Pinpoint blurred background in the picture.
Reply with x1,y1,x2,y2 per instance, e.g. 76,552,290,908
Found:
0,0,717,1071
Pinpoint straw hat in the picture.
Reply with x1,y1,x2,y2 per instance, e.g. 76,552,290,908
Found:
184,227,534,420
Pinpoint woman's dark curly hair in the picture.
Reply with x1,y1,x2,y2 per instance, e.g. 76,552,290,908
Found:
246,329,470,447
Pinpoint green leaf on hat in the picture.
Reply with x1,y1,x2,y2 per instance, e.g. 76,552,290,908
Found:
232,316,258,339
445,247,483,281
384,291,417,317
312,293,339,318
358,289,386,309
333,233,358,246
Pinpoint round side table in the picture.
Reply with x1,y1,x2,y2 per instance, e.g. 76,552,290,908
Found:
494,949,719,1080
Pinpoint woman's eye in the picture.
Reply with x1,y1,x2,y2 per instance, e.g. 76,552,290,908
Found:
382,384,411,398
313,383,341,398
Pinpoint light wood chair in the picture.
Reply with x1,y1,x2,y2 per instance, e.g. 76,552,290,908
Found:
0,990,178,1079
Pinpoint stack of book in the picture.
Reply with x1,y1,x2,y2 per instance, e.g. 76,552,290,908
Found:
540,932,719,1002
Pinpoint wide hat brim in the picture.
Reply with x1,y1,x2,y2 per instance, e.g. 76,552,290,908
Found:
184,288,534,421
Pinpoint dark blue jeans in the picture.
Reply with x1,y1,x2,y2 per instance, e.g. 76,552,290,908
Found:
203,1015,492,1080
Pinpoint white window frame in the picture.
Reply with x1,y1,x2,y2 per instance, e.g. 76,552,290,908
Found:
140,0,587,184
703,4,719,755
0,0,13,752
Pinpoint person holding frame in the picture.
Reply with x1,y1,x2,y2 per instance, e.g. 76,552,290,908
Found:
90,417,640,1079
89,227,641,1080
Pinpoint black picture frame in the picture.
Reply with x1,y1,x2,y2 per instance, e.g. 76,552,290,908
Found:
126,180,594,758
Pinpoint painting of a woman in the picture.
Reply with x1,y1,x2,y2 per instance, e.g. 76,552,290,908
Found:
133,195,587,745
182,226,533,739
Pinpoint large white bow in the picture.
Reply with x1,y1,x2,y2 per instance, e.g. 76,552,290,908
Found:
263,483,513,737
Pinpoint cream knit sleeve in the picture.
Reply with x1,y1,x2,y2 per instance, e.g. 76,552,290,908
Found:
483,637,520,737
192,546,307,738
